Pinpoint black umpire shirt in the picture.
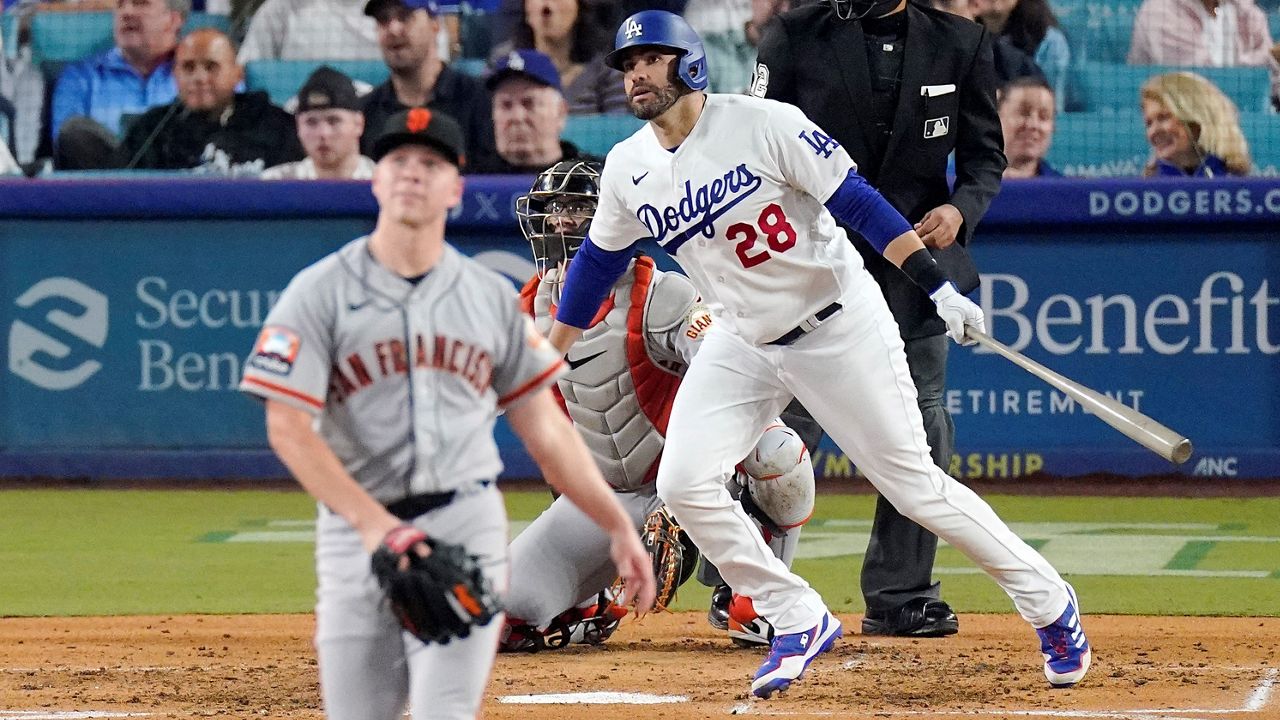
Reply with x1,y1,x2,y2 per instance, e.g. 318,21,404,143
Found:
755,3,1006,339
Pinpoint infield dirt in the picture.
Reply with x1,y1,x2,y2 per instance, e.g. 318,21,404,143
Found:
1,612,1277,719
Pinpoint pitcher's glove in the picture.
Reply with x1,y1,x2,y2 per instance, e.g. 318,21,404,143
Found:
370,525,502,645
641,506,699,612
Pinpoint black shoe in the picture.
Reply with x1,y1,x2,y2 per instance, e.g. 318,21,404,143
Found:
708,584,732,630
862,598,959,638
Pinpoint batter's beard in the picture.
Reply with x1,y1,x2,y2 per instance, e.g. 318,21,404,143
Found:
628,83,686,120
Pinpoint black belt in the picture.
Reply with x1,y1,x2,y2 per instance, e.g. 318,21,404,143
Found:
384,480,493,520
765,302,843,346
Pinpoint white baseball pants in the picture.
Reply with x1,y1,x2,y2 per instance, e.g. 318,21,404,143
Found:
657,279,1071,635
313,485,508,720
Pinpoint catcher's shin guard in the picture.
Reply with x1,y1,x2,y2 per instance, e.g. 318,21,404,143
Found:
740,423,816,533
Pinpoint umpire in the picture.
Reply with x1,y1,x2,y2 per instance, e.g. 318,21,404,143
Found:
755,0,1005,637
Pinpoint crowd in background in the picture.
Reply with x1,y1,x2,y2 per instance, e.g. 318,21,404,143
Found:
1,0,1278,178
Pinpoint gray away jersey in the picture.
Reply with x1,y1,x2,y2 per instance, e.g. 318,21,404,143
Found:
240,237,566,502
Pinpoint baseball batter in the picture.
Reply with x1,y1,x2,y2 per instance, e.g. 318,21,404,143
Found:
238,108,654,720
547,10,1092,699
501,159,816,651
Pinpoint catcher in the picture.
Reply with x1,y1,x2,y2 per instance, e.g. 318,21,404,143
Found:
501,160,817,652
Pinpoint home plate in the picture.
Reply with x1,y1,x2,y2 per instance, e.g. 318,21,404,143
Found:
499,692,688,704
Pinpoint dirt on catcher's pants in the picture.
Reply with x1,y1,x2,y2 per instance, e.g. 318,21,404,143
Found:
1,613,1278,719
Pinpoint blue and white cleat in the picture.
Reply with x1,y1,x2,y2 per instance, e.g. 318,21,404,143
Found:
1036,584,1092,688
750,610,842,699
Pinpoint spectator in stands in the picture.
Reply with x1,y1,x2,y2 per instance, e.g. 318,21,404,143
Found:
1128,0,1280,110
489,0,626,114
120,28,301,172
1140,70,1252,176
683,0,796,93
51,0,187,169
931,0,1045,83
682,0,753,93
263,66,374,179
360,0,497,166
238,0,380,62
977,0,1069,110
469,48,595,173
998,75,1059,177
490,0,687,50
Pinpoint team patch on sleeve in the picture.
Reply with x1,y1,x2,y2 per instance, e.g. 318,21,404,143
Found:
249,325,301,376
684,307,713,340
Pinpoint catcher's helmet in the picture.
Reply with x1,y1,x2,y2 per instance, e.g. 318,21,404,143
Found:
515,159,602,280
603,10,708,91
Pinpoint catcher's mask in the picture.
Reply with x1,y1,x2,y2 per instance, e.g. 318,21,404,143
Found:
515,159,603,282
828,0,902,20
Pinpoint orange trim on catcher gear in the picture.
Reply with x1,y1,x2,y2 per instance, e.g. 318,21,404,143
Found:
242,376,325,410
626,257,681,437
521,272,618,329
497,359,567,407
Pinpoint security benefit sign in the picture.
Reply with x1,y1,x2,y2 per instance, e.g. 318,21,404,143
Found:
0,218,539,461
940,229,1278,480
1,218,366,449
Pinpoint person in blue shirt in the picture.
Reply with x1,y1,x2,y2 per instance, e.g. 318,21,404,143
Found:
1140,71,1252,178
51,0,188,169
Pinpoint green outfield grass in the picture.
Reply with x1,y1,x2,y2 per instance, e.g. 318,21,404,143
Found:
1,488,1277,617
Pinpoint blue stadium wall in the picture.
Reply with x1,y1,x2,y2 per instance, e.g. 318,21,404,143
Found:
1,176,1278,481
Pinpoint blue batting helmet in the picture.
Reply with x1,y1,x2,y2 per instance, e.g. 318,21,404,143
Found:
603,10,708,91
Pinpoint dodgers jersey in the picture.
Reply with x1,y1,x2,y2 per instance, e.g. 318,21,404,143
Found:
592,94,871,345
239,238,565,502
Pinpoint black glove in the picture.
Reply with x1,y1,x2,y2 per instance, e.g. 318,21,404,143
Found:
370,525,502,644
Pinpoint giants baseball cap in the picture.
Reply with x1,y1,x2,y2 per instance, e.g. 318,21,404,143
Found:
295,66,362,113
363,0,438,18
372,107,466,167
485,49,561,92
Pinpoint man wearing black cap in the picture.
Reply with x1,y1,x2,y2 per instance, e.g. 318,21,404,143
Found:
359,0,498,170
263,66,375,180
240,105,655,720
469,49,599,174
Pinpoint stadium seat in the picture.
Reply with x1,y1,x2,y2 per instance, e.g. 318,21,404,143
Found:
1,12,16,60
1046,111,1280,177
563,113,644,157
243,59,389,105
30,12,231,64
1070,62,1274,114
1055,3,1136,66
451,57,487,78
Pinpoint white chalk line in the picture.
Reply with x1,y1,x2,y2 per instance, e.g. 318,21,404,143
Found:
727,666,1277,718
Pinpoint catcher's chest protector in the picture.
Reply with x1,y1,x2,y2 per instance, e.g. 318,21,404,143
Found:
527,260,680,492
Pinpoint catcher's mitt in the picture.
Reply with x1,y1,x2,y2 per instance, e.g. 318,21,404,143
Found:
370,525,502,645
640,506,699,612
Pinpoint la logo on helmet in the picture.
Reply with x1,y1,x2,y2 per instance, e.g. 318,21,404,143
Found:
624,18,643,39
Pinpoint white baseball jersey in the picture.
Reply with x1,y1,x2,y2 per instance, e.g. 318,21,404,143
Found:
239,237,566,502
591,94,870,345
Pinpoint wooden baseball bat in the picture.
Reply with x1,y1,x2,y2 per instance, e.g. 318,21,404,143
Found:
964,329,1193,465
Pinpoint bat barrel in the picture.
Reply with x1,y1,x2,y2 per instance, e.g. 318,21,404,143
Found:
965,330,1194,465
